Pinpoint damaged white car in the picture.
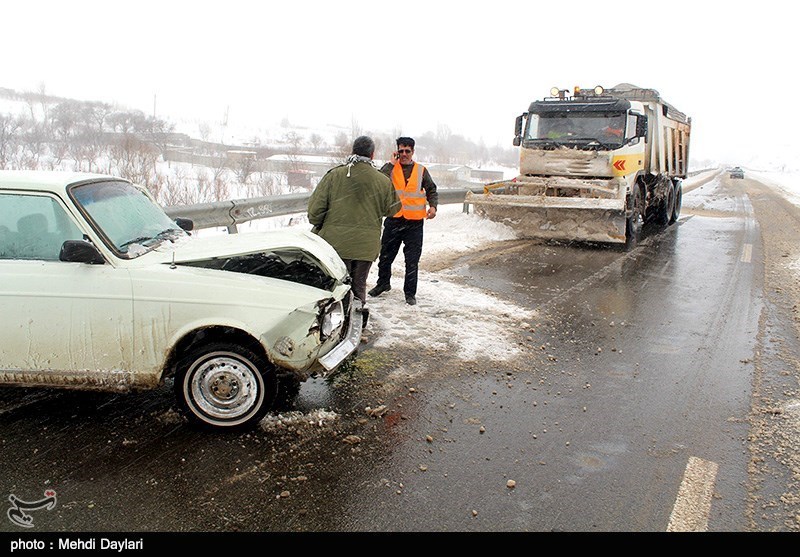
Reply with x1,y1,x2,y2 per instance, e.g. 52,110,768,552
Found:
0,171,362,429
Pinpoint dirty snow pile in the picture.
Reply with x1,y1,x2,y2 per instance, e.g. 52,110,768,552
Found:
259,408,339,433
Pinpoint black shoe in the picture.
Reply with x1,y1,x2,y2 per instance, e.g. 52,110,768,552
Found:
368,284,391,297
405,295,416,306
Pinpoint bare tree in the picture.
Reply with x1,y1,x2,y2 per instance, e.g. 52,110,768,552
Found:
309,133,323,152
109,134,160,191
210,153,228,183
107,109,148,134
351,116,362,139
0,114,21,169
433,123,452,163
283,131,305,173
37,82,49,124
212,174,230,202
145,115,176,161
198,121,211,142
283,131,303,152
24,93,38,122
233,154,255,184
50,100,80,163
20,120,47,169
332,131,350,163
194,169,214,203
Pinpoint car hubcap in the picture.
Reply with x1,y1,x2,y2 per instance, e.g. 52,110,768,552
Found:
189,354,260,421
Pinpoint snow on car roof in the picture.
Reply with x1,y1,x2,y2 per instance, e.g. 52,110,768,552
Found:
0,170,123,192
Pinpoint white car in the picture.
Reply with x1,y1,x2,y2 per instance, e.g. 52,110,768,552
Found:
0,171,362,429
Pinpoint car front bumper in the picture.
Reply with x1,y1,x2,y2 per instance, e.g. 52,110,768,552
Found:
318,297,363,372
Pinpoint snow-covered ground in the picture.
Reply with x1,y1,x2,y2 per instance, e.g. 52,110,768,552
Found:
363,205,528,362
750,170,800,207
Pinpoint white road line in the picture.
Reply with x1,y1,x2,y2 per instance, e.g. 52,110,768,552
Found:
667,456,719,532
741,243,752,263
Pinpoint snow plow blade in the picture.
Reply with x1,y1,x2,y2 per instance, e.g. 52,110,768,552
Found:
465,190,628,244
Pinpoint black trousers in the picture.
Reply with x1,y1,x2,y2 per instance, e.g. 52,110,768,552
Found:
376,217,424,297
342,259,372,305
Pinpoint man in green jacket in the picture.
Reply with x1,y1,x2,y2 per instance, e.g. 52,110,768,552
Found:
308,136,400,314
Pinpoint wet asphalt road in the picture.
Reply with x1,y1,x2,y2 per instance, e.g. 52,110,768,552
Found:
1,173,796,532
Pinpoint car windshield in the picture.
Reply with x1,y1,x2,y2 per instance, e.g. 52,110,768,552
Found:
70,180,187,258
526,112,627,149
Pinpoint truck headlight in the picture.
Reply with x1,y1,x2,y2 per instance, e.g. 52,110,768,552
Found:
321,301,344,340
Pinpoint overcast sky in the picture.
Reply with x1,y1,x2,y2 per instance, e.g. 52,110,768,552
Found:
3,1,797,168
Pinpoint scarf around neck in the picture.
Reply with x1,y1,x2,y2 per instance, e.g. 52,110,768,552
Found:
345,154,374,177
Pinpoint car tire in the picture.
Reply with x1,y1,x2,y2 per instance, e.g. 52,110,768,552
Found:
175,342,277,430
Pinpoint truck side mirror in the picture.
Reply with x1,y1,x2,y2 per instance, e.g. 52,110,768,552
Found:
636,115,648,138
513,113,527,146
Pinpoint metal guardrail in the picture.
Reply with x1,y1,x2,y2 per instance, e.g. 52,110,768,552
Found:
164,170,717,232
165,187,486,232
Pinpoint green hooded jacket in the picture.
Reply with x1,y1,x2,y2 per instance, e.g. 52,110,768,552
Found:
307,160,400,261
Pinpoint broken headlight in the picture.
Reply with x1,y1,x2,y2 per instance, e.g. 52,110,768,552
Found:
320,301,345,340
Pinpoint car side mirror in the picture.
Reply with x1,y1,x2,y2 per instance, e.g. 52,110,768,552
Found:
60,240,105,264
175,218,194,232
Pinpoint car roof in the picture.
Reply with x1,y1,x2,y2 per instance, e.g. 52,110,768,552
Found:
0,170,125,193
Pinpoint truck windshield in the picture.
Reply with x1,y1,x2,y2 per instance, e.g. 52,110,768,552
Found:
526,112,627,148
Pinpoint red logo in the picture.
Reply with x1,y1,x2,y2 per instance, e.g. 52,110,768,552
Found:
613,160,626,171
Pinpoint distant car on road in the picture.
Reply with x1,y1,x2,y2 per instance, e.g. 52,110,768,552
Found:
730,167,745,179
0,171,362,429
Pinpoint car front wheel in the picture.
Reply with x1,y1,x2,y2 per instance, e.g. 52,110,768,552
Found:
176,342,277,429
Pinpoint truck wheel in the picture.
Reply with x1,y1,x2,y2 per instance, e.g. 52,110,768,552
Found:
669,181,682,224
625,185,644,248
655,181,675,225
175,342,277,430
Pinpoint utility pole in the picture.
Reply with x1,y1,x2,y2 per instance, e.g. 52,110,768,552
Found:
221,105,229,145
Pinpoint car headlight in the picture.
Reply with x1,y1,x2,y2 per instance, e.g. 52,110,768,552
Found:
321,301,345,340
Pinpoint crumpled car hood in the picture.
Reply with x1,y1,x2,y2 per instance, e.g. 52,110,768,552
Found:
145,229,347,280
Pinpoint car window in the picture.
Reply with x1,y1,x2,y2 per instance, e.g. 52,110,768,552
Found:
0,193,84,261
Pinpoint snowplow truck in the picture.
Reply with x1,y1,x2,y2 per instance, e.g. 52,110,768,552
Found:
466,84,691,244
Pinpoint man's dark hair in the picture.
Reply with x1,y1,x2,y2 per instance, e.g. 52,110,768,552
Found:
352,135,375,158
396,136,415,150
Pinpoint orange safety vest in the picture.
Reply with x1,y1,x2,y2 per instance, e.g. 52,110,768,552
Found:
391,162,427,220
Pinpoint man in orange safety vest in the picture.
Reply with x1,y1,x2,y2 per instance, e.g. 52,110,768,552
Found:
368,137,438,306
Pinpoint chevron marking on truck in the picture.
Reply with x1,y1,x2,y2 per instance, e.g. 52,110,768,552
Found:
610,155,644,177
